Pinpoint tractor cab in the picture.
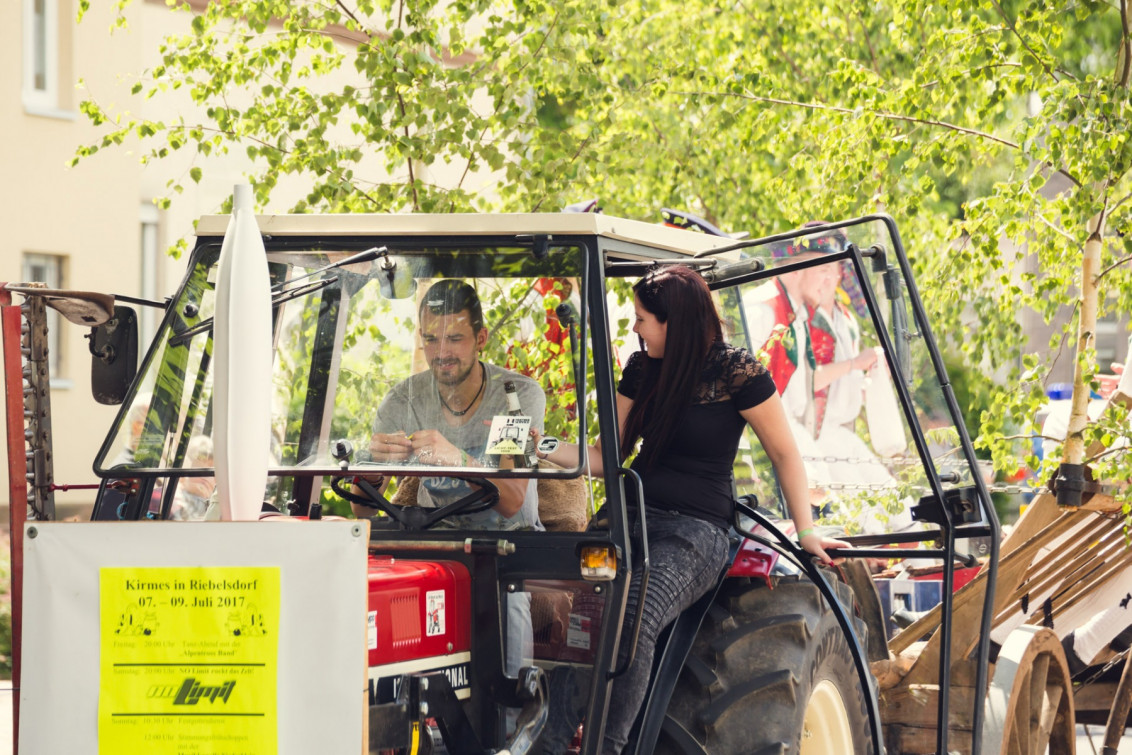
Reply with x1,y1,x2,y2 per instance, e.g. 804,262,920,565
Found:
80,211,998,754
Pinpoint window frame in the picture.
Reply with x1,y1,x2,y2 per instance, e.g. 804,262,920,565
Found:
22,0,60,113
22,251,68,384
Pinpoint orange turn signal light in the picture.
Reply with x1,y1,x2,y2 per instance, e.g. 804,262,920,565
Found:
580,545,617,581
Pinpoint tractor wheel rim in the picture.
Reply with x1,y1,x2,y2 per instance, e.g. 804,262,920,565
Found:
800,679,854,754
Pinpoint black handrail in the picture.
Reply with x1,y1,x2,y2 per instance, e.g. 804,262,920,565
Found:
734,501,885,755
609,467,650,680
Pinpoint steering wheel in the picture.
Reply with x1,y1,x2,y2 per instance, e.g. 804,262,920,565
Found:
330,474,499,530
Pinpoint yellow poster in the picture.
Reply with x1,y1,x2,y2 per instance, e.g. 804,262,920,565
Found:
99,566,280,755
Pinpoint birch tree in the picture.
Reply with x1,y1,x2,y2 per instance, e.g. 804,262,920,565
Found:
78,0,1132,502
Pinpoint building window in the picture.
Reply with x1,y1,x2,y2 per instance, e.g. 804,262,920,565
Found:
22,253,67,380
23,0,59,111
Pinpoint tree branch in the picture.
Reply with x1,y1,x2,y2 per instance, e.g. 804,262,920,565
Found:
988,0,1061,83
706,90,1021,149
692,89,1086,189
1118,0,1132,88
395,91,420,212
1097,253,1132,281
334,0,365,32
182,124,382,209
918,63,1022,90
855,11,880,75
736,0,807,83
1037,213,1078,244
529,132,595,212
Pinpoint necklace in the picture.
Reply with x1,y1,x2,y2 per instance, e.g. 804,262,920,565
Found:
438,362,486,417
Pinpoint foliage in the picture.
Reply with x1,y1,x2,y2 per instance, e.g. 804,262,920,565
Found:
77,0,1132,507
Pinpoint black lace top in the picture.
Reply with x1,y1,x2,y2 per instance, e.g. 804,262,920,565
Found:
617,341,776,530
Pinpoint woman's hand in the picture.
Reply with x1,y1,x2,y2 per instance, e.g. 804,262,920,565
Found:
798,532,851,567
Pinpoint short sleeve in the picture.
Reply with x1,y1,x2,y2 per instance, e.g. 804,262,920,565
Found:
728,347,776,411
617,351,647,399
516,376,547,433
373,383,409,434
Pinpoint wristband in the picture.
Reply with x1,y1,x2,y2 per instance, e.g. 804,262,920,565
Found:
536,436,560,459
797,527,814,539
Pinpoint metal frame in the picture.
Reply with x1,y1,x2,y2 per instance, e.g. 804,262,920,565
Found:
8,212,1004,754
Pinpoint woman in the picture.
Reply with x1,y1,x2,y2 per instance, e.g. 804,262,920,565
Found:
539,265,846,754
802,260,911,533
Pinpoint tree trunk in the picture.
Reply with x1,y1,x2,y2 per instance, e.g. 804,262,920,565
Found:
1062,214,1105,469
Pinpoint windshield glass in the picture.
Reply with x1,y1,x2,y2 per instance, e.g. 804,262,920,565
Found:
96,243,587,484
677,219,990,538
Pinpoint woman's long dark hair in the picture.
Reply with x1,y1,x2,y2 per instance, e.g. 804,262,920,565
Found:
620,265,723,467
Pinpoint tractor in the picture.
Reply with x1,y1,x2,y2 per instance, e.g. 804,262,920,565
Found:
7,206,1128,754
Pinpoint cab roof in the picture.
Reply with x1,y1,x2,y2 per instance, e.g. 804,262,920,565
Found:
194,212,735,258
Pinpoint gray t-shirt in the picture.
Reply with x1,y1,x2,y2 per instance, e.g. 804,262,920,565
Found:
374,361,545,531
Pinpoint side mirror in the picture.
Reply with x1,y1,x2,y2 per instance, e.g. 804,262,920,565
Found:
88,306,138,405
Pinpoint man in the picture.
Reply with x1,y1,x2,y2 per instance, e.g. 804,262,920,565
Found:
358,278,545,529
356,278,546,675
744,228,836,506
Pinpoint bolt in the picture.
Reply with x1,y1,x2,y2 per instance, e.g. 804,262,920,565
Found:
593,585,603,594
351,523,363,538
27,527,37,539
507,583,517,593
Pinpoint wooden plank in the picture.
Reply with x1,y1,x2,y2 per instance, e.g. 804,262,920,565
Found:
1017,548,1132,639
890,508,1087,666
989,519,1122,632
1080,492,1125,514
891,718,976,755
1000,493,1063,558
896,510,1098,684
881,683,981,729
991,515,1112,618
1075,681,1120,717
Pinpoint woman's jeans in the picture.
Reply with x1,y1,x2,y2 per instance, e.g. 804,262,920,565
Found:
603,509,729,752
541,508,729,754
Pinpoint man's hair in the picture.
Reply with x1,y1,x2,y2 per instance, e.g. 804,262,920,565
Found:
419,280,484,332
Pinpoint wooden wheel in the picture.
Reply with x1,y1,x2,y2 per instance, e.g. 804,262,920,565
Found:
983,625,1076,755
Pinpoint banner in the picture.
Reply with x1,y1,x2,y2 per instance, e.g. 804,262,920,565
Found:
99,566,281,755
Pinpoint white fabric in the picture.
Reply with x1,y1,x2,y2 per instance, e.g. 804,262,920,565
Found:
744,284,826,484
809,304,911,533
1040,399,1107,460
1074,599,1132,665
865,356,908,457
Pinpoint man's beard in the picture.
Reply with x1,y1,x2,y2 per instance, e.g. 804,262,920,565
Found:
432,357,476,387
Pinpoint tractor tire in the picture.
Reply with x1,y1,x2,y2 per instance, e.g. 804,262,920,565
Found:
656,576,875,755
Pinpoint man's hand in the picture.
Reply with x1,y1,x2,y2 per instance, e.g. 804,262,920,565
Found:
409,429,463,467
369,431,413,462
1098,363,1126,399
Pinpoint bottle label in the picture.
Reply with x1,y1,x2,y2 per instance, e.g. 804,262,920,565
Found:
485,414,532,456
